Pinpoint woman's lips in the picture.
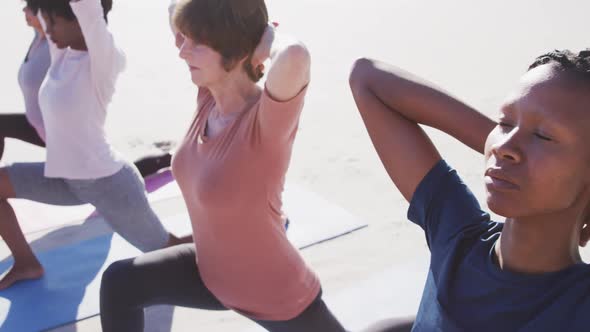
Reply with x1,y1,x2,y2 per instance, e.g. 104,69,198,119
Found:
485,169,520,192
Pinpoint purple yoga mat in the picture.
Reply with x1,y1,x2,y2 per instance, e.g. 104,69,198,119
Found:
144,169,175,192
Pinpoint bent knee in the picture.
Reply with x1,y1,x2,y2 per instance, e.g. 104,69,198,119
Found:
349,57,375,91
102,259,134,283
101,259,136,297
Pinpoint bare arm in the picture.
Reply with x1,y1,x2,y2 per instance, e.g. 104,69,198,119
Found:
253,25,310,101
349,58,495,201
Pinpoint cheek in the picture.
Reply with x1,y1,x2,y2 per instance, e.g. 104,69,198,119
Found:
485,140,586,217
522,153,585,212
202,52,223,69
485,162,569,218
185,47,226,85
202,57,226,76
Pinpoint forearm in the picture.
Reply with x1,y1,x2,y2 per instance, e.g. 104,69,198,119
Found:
351,58,495,154
70,0,124,73
70,0,109,52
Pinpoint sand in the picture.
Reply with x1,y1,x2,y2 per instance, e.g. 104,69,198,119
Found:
1,0,589,331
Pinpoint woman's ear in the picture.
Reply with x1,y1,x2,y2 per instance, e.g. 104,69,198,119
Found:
221,56,240,72
242,53,265,82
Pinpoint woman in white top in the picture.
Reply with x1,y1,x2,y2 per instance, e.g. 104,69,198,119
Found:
1,0,172,178
0,0,183,290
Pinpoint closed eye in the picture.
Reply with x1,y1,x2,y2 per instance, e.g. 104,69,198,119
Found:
534,133,553,141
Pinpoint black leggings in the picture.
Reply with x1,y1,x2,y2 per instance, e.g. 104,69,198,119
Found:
362,317,415,332
0,113,171,178
0,113,45,159
100,243,347,332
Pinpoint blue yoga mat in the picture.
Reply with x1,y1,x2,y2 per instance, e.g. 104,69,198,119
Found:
0,184,367,332
0,234,130,332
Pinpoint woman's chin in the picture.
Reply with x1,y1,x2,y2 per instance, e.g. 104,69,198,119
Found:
190,73,204,86
486,194,517,219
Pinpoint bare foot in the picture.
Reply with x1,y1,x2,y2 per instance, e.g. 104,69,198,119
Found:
0,262,44,290
177,234,194,244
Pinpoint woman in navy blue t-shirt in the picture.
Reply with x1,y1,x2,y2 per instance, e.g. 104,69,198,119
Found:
349,50,590,332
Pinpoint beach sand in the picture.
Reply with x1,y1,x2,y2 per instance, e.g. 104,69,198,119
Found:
1,0,589,330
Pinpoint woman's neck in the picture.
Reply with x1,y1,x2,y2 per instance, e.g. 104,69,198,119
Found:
70,40,88,51
496,211,583,274
34,27,46,39
208,74,261,116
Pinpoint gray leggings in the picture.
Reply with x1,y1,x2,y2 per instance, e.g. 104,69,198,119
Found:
7,162,169,252
100,243,347,332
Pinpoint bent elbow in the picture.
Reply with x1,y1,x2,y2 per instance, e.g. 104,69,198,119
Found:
282,42,311,74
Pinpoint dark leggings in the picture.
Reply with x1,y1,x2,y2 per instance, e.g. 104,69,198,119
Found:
362,317,415,332
133,153,172,178
100,243,347,332
0,113,45,159
0,113,171,178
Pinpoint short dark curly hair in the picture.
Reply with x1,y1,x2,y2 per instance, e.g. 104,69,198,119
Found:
23,0,40,14
36,0,113,22
528,49,590,82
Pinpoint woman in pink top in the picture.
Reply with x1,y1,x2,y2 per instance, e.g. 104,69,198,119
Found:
99,0,347,331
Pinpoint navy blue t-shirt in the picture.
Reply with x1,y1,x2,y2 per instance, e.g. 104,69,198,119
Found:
409,160,590,332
